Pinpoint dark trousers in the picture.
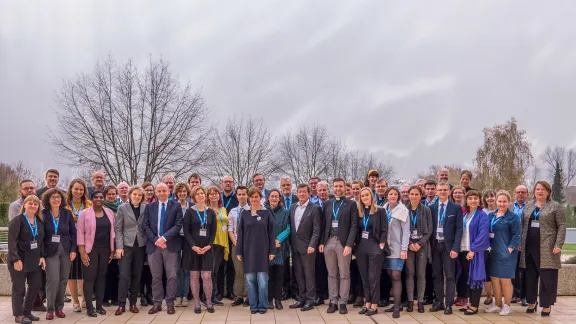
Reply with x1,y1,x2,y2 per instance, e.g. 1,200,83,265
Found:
293,251,316,303
356,249,385,304
140,250,153,300
380,269,391,301
104,258,119,302
283,256,298,298
513,253,526,298
83,247,110,310
469,287,482,307
268,264,284,302
212,245,225,297
9,267,42,317
525,251,558,308
350,258,363,298
424,262,435,301
217,243,235,296
432,242,455,306
118,245,144,307
315,251,328,299
457,252,470,298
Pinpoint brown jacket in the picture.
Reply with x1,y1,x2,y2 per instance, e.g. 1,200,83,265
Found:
519,201,566,269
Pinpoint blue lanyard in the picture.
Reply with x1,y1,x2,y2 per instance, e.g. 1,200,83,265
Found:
533,201,546,219
425,196,438,207
513,201,525,217
51,210,60,234
222,192,235,210
490,212,502,231
195,207,207,228
216,207,224,222
386,205,394,224
236,206,245,223
284,195,293,210
410,209,418,226
376,198,385,207
332,199,344,220
463,210,476,229
363,210,371,230
71,202,83,217
310,196,319,204
23,213,37,238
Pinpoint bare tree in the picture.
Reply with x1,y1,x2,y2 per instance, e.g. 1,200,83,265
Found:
207,115,277,186
345,151,395,182
278,125,333,184
49,55,211,184
325,140,348,182
542,146,576,188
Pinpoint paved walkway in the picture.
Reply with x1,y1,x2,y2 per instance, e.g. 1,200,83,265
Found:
0,297,574,324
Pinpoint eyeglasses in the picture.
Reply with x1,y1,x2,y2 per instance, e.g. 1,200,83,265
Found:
223,180,233,183
22,186,35,191
50,196,62,200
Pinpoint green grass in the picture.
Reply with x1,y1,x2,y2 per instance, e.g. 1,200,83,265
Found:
562,243,576,255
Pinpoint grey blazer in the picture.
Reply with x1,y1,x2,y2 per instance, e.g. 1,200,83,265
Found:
115,203,146,249
519,200,566,270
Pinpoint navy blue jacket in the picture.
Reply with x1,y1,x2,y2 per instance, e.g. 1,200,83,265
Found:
141,200,183,253
429,200,463,253
42,208,77,256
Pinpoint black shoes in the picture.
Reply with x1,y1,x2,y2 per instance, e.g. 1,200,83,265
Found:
327,303,337,314
353,297,364,308
267,302,274,310
418,302,425,313
339,304,348,314
289,301,304,309
231,297,244,307
366,308,378,316
96,308,106,315
275,300,283,310
301,304,314,311
212,298,224,306
527,302,538,314
406,302,414,312
207,306,215,313
392,308,400,318
243,298,250,307
521,298,529,307
313,297,324,306
378,299,390,307
24,315,38,322
430,302,445,312
444,305,453,315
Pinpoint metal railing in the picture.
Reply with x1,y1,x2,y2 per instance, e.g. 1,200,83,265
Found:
0,227,8,263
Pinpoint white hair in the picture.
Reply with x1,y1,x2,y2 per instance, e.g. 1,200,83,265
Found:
317,181,329,189
280,176,292,183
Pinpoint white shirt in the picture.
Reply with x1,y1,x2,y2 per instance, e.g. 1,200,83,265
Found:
157,200,169,240
294,200,309,232
228,203,250,240
461,211,475,252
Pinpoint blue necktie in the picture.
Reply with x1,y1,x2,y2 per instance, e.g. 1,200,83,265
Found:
159,203,166,236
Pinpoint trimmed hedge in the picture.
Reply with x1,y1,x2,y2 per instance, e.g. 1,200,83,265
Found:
0,203,8,227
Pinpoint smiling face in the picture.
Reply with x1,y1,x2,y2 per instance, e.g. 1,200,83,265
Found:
485,193,496,207
117,183,129,198
515,185,528,204
49,192,62,209
387,189,399,204
534,183,550,201
46,171,59,188
351,184,361,198
105,188,117,203
452,189,464,203
19,181,35,199
318,184,329,200
437,184,450,201
360,188,373,206
309,178,319,191
194,189,206,205
368,175,378,188
409,188,421,205
156,183,169,202
497,194,509,210
460,173,471,187
297,186,310,204
424,184,436,199
280,179,292,196
333,180,345,198
144,185,155,201
253,175,265,190
466,194,480,210
208,189,220,204
23,199,40,215
249,192,261,207
222,176,234,192
177,188,189,201
71,182,85,200
268,190,280,208
438,169,449,183
92,172,105,187
130,189,143,205
163,177,175,192
92,192,104,207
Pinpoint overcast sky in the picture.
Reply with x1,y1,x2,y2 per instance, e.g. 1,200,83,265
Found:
1,1,576,183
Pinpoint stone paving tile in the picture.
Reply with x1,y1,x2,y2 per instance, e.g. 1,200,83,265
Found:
0,297,573,323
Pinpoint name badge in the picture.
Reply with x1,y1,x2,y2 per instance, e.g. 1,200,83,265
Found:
222,225,227,232
436,227,444,240
489,233,495,239
531,221,540,228
199,229,207,237
52,235,61,243
30,240,38,249
411,230,420,240
332,221,338,228
362,231,369,239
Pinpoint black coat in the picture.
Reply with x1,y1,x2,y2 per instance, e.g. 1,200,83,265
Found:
8,214,45,272
321,198,358,248
42,208,77,256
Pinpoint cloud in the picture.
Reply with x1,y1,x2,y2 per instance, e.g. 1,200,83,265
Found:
370,76,456,108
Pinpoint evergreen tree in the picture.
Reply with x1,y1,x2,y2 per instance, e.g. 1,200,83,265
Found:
552,161,565,203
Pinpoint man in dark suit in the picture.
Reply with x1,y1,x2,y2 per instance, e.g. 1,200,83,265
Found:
319,178,358,315
428,182,463,315
289,184,322,311
280,176,299,300
141,183,183,315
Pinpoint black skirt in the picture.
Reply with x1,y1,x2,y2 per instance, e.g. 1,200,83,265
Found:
69,255,83,279
189,249,214,272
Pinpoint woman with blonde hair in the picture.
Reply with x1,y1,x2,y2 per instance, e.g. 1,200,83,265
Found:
355,187,387,316
8,195,46,324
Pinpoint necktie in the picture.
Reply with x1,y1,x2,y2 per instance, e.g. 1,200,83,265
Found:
159,203,166,236
439,203,445,225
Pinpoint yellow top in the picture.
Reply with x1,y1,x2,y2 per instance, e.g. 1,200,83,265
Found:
66,200,93,223
212,207,229,260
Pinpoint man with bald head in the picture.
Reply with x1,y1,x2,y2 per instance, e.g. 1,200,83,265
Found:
142,182,183,315
509,185,529,306
437,169,453,190
88,171,106,199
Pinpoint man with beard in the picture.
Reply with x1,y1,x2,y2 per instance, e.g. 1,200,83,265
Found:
36,169,60,199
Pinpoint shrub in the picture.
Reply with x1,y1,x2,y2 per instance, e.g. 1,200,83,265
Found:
0,203,8,227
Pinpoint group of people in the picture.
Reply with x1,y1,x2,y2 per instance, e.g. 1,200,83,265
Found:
7,167,566,323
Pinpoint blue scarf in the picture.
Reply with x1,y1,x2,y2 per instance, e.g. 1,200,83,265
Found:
467,209,491,289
